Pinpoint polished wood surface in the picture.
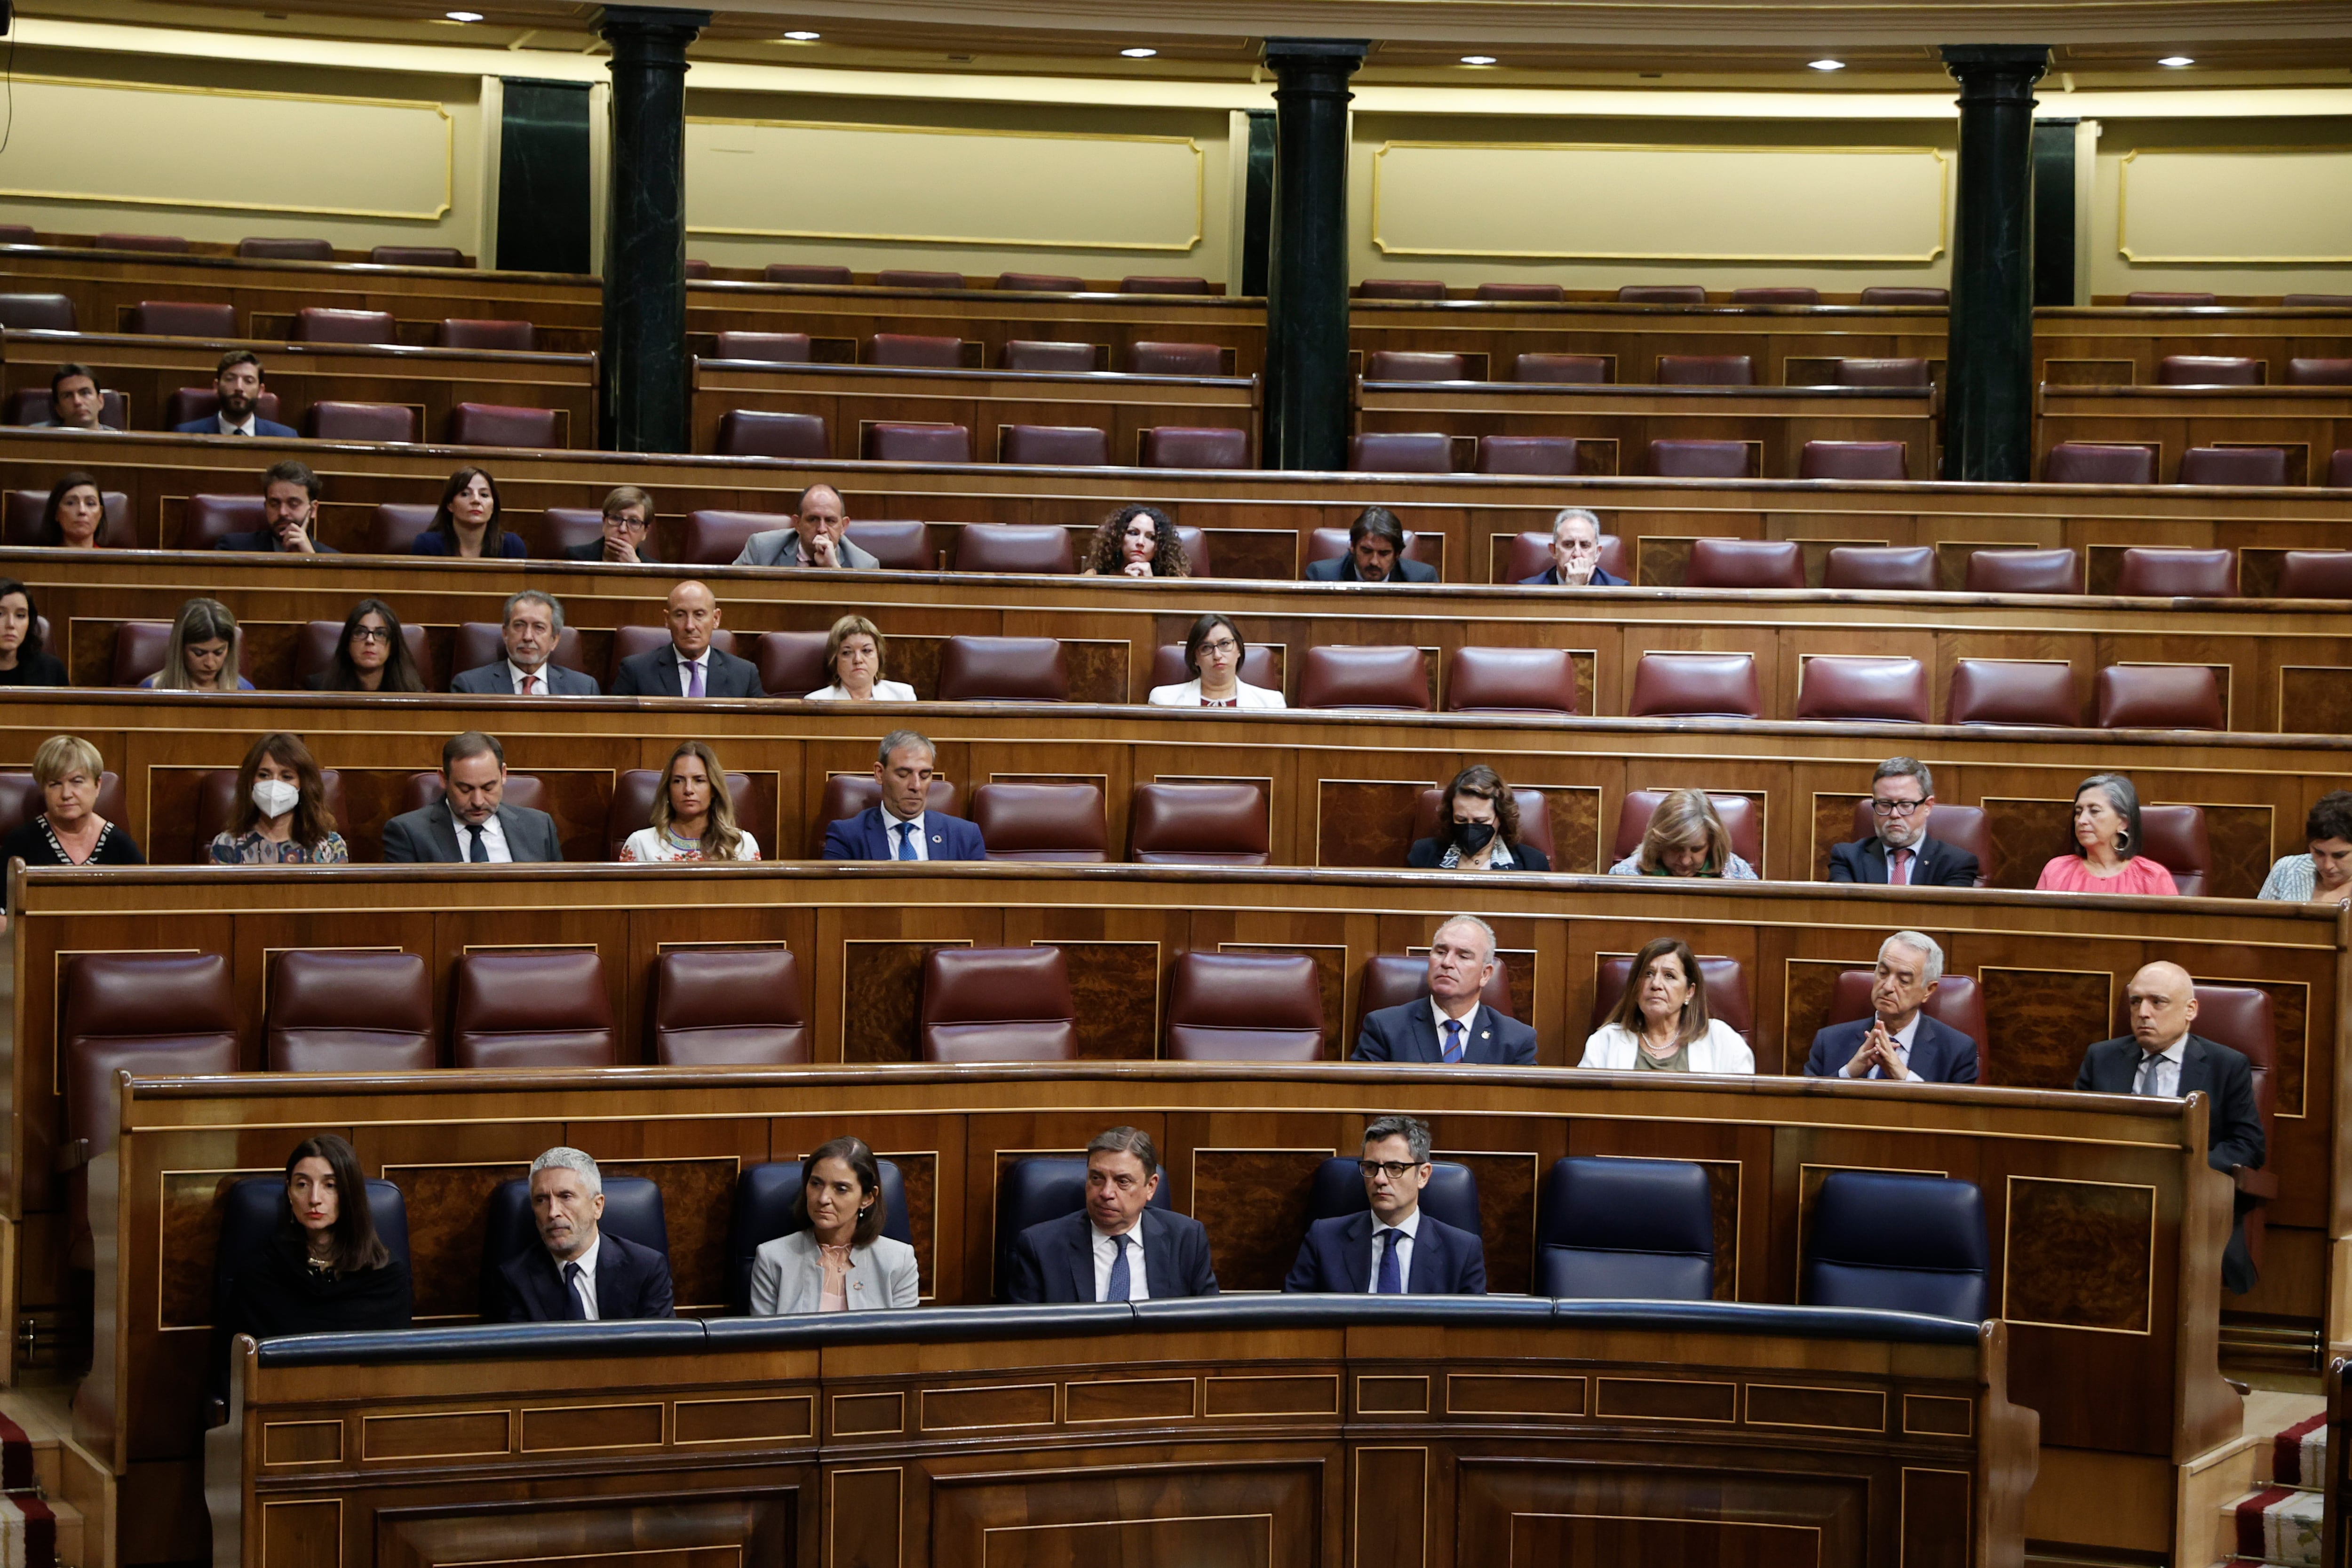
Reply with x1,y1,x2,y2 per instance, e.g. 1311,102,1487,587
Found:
2036,307,2352,389
2036,385,2352,486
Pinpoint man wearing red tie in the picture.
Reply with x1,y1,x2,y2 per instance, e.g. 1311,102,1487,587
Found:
450,591,601,695
1828,757,1981,887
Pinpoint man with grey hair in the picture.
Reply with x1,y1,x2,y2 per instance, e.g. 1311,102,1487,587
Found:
1352,915,1536,1065
1519,507,1626,587
1804,931,1978,1083
1003,1126,1219,1302
732,483,880,569
821,728,987,860
486,1147,675,1321
1828,756,1980,886
1286,1114,1486,1294
451,590,600,695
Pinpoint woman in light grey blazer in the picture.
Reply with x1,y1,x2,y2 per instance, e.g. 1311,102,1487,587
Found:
748,1136,920,1315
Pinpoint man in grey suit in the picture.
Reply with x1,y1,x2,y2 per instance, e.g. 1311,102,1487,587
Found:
610,582,765,698
731,483,879,569
450,590,601,696
381,732,563,863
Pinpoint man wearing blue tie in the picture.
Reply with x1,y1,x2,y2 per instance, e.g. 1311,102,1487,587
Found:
822,730,989,861
1002,1127,1219,1303
1285,1116,1486,1295
1351,915,1538,1065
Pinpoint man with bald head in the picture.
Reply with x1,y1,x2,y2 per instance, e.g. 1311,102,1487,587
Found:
2076,961,2266,1291
733,483,880,569
610,581,765,698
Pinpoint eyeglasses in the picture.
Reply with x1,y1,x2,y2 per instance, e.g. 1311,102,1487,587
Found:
1358,1159,1421,1179
1197,637,1240,656
350,626,393,644
608,514,649,531
1868,798,1925,817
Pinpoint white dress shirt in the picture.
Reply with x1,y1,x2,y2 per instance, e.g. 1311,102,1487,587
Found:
1427,998,1481,1060
458,810,513,863
2134,1034,2188,1097
806,681,918,702
506,659,555,695
1365,1207,1421,1292
1091,1215,1150,1302
1843,1012,1923,1080
674,649,710,695
881,805,929,861
217,412,259,436
560,1234,601,1320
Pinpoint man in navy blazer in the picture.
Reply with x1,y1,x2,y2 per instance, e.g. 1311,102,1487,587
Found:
1004,1127,1218,1302
486,1149,675,1322
1804,931,1979,1083
1828,757,1981,887
610,582,765,698
1352,915,1537,1065
1303,506,1439,584
823,730,988,861
172,350,298,437
1517,507,1628,587
1286,1115,1485,1295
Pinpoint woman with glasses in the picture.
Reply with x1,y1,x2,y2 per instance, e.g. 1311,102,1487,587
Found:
309,599,428,693
1147,612,1283,708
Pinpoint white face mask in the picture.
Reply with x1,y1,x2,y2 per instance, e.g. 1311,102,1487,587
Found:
251,778,300,819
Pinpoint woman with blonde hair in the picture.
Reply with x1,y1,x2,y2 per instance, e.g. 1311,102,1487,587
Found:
1608,789,1758,880
805,615,915,702
142,597,254,692
1,734,143,868
1580,936,1754,1074
208,732,348,865
620,740,760,862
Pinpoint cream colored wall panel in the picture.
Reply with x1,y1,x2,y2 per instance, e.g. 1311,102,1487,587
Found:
2117,145,2352,263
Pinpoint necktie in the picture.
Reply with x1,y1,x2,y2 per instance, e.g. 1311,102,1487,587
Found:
467,824,489,864
1441,1019,1465,1064
1375,1229,1402,1294
686,659,705,699
1889,848,1910,886
560,1260,588,1320
521,672,539,695
2137,1052,2172,1097
1105,1233,1131,1302
894,822,918,862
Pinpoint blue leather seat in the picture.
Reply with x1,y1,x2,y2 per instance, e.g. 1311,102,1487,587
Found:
214,1175,411,1326
723,1159,911,1314
1800,1170,1987,1321
1535,1157,1713,1300
994,1156,1171,1301
1306,1157,1480,1237
478,1174,667,1313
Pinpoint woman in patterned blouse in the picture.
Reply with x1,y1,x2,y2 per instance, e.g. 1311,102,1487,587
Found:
207,732,349,865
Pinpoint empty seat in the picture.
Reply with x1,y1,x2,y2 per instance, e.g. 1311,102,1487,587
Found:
1001,340,1097,373
480,1175,666,1311
1128,783,1271,866
764,263,853,285
1592,952,1754,1038
1475,436,1581,475
712,331,811,363
999,424,1110,465
1162,953,1324,1061
955,523,1076,574
1654,354,1753,385
1647,439,1753,478
725,1158,909,1313
64,955,238,1171
1801,1171,1987,1321
447,403,562,447
1365,351,1470,381
1411,788,1557,865
1297,645,1430,711
1120,275,1212,294
1618,284,1707,303
267,951,433,1072
165,388,284,429
1444,646,1577,715
921,947,1077,1062
845,520,934,569
1796,655,1931,724
2043,443,2157,485
1824,545,1936,591
1140,427,1249,468
370,246,464,267
1799,440,1908,480
1628,652,1761,718
1607,796,1762,874
937,635,1069,701
2276,551,2352,598
1948,660,2077,727
1841,802,1994,886
1965,547,2083,595
996,271,1082,292
1357,279,1447,299
1306,1157,1481,1237
1687,538,1804,589
2096,665,2225,730
875,269,964,289
0,294,76,331
304,401,416,442
2126,291,2216,306
2178,447,2291,487
1827,970,1987,1051
366,502,438,555
2137,805,2212,896
1511,353,1609,383
1349,432,1454,473
654,948,808,1066
127,301,237,337
437,318,535,350
1475,281,1564,301
715,409,828,459
1730,286,1820,304
183,494,266,550
2117,547,2238,597
970,782,1109,862
451,951,616,1069
99,232,191,253
749,630,830,699
863,422,971,462
1858,286,1948,305
0,225,28,244
1836,357,1933,387
2287,359,2352,386
1125,342,1224,375
1536,1157,1714,1301
867,333,965,367
2283,295,2352,307
2156,355,2264,386
238,237,334,260
2334,449,2352,488
292,307,397,345
683,259,712,278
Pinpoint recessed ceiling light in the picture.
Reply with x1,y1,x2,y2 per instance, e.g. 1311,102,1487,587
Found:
2159,55,2194,66
444,9,483,20
1120,47,1158,58
1461,55,1497,65
1808,58,1845,71
781,30,820,41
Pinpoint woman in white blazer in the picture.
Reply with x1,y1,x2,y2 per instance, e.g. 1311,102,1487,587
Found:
803,614,918,703
748,1136,921,1314
1580,936,1755,1075
1147,612,1286,709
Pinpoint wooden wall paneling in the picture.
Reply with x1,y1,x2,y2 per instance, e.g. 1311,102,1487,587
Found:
2034,307,2352,389
2037,386,2352,484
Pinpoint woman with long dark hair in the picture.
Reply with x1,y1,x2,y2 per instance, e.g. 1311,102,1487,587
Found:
0,578,67,686
411,467,525,559
309,599,427,693
208,732,348,865
221,1133,412,1346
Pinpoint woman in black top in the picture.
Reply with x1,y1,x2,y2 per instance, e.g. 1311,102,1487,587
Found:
2,734,143,868
226,1134,411,1343
0,580,67,687
308,599,427,693
1406,764,1551,871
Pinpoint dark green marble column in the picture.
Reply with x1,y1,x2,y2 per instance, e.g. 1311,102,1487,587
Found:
596,5,709,453
1261,39,1365,470
1941,45,2049,482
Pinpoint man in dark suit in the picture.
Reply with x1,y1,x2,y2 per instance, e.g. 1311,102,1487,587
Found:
381,731,564,863
610,581,765,698
217,460,338,554
172,350,298,437
1828,756,1980,887
822,730,988,861
487,1148,675,1322
1286,1115,1485,1295
1518,507,1628,586
1805,931,1978,1083
1003,1127,1217,1302
560,486,659,565
449,590,601,695
2075,962,2266,1293
1352,915,1537,1065
1303,505,1439,584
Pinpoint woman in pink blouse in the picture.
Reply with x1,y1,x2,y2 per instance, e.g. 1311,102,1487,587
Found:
2035,773,2179,895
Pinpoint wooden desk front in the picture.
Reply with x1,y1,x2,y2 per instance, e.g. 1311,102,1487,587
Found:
2035,307,2352,389
2036,385,2352,486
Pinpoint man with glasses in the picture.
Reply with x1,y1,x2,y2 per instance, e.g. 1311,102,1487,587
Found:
1002,1126,1219,1302
562,486,659,565
1518,507,1626,586
1828,756,1980,886
1285,1115,1485,1295
1352,915,1536,1064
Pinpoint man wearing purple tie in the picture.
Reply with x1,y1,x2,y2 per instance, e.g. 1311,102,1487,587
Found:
610,581,765,698
1350,915,1537,1065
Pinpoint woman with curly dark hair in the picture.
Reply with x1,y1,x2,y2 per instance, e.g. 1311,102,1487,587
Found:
1082,503,1190,580
1407,764,1550,871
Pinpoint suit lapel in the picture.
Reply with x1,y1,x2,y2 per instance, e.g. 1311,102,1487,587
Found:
1340,1212,1374,1293
1864,839,1890,881
595,1235,628,1317
1404,1219,1435,1291
430,800,464,861
2177,1036,2215,1099
1065,1217,1096,1303
1410,1006,1441,1063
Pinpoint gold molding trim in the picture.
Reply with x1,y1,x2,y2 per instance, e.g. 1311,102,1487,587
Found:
2119,145,2352,264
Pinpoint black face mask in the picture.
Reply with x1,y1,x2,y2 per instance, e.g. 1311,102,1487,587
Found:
1454,820,1497,853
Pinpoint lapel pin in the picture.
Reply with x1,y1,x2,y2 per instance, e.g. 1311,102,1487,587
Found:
932,833,943,844
1480,1031,1490,1040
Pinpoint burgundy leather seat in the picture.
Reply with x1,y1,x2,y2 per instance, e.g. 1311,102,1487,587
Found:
921,947,1078,1062
713,332,811,363
1655,354,1754,385
1128,783,1271,866
366,502,438,555
192,770,350,862
2283,295,2352,307
1125,342,1224,375
1297,645,1430,711
2042,443,2157,484
716,410,828,459
305,402,416,442
1120,276,1211,294
683,259,712,278
1349,432,1454,473
292,308,397,345
1001,341,1097,373
1000,425,1110,465
184,494,266,550
1845,800,1994,885
0,224,32,244
605,768,769,858
166,388,283,429
2178,448,2290,488
1512,353,1609,383
971,783,1108,862
2117,547,2237,597
2137,806,2212,894
1444,646,1577,715
1796,655,1930,724
1824,546,1935,591
4,388,124,428
654,948,808,1066
867,333,965,367
1858,287,1948,305
764,263,853,285
1688,537,1804,589
1366,351,1470,381
1476,437,1581,475
1149,643,1280,692
1965,547,2082,595
64,955,238,1176
1647,439,1753,478
1592,955,1752,1041
1503,531,1628,584
3,487,132,548
1836,358,1933,387
1611,791,1762,867
875,270,964,290
996,272,1082,292
438,319,535,350
1411,788,1557,864
1628,652,1761,719
0,294,76,331
1174,525,1212,575
2333,450,2352,487
751,631,832,699
0,771,126,844
1357,279,1447,299
1164,953,1325,1061
846,521,934,569
447,403,562,447
2276,551,2352,598
99,232,191,253
2127,291,2216,305
1799,441,1908,480
1140,427,1249,468
1730,287,1820,304
446,621,568,687
239,237,334,260
370,246,464,267
955,523,1076,574
1947,660,2078,727
605,626,737,688
267,951,433,1071
1476,282,1564,301
1826,971,1986,1055
810,774,960,857
127,301,236,337
1357,954,1513,1038
1618,285,1707,303
863,422,971,462
111,621,170,686
2157,355,2264,386
2191,984,2276,1261
2096,665,2225,730
451,951,615,1069
2288,359,2352,386
937,636,1069,701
